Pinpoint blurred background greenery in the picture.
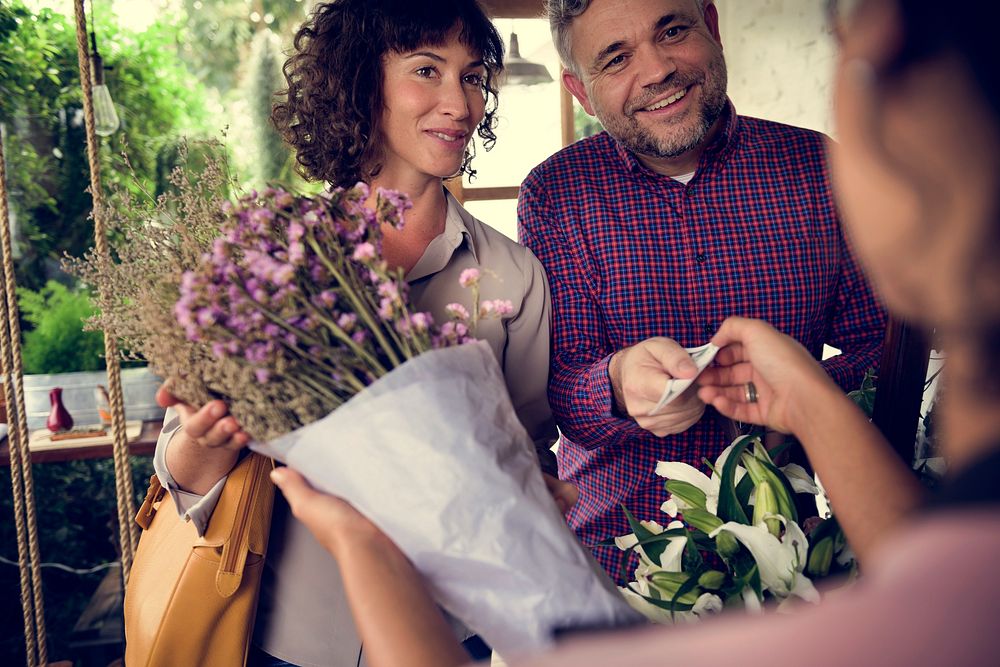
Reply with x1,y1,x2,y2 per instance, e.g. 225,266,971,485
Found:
0,1,317,664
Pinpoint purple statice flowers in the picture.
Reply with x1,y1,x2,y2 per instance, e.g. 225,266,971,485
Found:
173,184,500,418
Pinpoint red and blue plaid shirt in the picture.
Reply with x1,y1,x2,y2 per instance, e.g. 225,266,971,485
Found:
518,103,886,579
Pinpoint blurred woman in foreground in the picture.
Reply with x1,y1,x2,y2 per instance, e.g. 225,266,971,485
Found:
271,0,1000,664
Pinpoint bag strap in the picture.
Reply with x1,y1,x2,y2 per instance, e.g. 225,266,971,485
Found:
135,474,166,531
216,453,273,598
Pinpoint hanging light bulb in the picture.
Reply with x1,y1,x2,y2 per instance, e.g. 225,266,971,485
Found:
503,31,553,87
90,31,120,137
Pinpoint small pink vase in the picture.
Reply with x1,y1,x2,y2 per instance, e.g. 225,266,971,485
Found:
46,387,74,432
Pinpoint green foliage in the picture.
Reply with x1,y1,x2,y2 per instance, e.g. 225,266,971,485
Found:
246,29,293,186
0,456,154,664
173,0,309,94
574,103,604,141
0,0,213,289
18,280,105,374
847,368,878,418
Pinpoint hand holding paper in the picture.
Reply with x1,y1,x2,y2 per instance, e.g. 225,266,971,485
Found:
610,337,708,437
647,342,720,415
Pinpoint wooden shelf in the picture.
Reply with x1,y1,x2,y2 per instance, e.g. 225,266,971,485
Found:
1,419,162,465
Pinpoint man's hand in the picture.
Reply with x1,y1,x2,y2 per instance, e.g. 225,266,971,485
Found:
609,337,705,437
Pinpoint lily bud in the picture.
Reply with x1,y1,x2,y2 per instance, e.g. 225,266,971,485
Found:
753,481,782,537
742,453,768,486
715,530,740,558
648,571,700,604
807,536,834,577
746,452,797,523
698,570,727,590
681,508,723,535
665,480,707,510
762,467,797,523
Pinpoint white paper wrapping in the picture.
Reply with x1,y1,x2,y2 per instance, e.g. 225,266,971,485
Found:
249,340,640,654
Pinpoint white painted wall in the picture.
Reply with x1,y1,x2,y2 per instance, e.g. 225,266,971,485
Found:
717,0,837,135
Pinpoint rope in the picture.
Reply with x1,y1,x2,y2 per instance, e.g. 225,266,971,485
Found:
0,125,46,667
72,0,139,585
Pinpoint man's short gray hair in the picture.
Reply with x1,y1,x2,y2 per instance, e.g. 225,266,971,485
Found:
545,0,707,76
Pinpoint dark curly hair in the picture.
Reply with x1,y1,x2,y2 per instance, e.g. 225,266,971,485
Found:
271,0,504,188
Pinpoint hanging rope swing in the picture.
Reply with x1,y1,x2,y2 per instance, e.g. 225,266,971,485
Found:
0,125,49,667
1,0,141,664
71,0,140,576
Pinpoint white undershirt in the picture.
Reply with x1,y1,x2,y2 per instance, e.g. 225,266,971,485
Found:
671,171,696,184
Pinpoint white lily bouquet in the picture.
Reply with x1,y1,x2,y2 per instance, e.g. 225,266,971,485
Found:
72,146,637,654
611,434,855,624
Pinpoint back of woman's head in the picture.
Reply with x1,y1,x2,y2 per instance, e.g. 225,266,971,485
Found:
890,0,998,121
885,0,1000,390
272,0,503,188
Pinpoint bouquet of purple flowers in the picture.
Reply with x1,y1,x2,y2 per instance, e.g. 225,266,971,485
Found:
73,151,489,441
169,183,488,440
73,149,638,654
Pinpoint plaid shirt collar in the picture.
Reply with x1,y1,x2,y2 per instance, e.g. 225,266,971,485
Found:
611,99,741,181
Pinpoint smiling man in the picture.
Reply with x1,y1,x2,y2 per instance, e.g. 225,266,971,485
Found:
518,0,887,580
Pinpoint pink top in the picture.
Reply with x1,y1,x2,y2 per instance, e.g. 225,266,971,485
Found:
512,511,1000,667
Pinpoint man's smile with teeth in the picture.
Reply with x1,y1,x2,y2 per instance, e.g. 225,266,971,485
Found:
643,88,688,112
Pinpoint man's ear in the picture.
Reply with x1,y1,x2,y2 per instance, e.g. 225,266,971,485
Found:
562,69,595,116
703,1,722,47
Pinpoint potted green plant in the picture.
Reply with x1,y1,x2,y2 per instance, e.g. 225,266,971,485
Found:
16,280,163,429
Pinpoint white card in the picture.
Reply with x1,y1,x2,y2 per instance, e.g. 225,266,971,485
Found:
647,342,720,416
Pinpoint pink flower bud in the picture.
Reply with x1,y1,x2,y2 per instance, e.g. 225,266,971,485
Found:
459,268,480,288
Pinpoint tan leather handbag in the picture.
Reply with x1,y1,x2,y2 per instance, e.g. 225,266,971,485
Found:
124,453,275,667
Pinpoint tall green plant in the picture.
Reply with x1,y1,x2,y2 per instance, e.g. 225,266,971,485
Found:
246,28,293,186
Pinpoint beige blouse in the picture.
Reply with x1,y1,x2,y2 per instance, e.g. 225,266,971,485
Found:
154,191,556,666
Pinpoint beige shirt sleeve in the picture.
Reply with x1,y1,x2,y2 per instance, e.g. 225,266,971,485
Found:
151,406,228,536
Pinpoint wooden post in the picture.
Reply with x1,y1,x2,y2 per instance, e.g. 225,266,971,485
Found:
871,316,931,464
444,177,466,205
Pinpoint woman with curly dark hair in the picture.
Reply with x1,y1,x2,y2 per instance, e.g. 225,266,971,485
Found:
270,0,502,190
150,1,570,665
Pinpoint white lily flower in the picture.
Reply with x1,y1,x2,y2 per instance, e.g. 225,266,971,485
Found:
742,587,763,613
619,586,679,624
613,519,663,552
709,515,820,604
780,463,820,495
619,586,704,625
655,442,746,514
658,533,687,572
692,592,724,617
660,497,679,518
614,533,639,551
615,519,689,574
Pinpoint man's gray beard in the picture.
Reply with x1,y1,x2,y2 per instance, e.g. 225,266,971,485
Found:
625,97,726,158
605,62,729,159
